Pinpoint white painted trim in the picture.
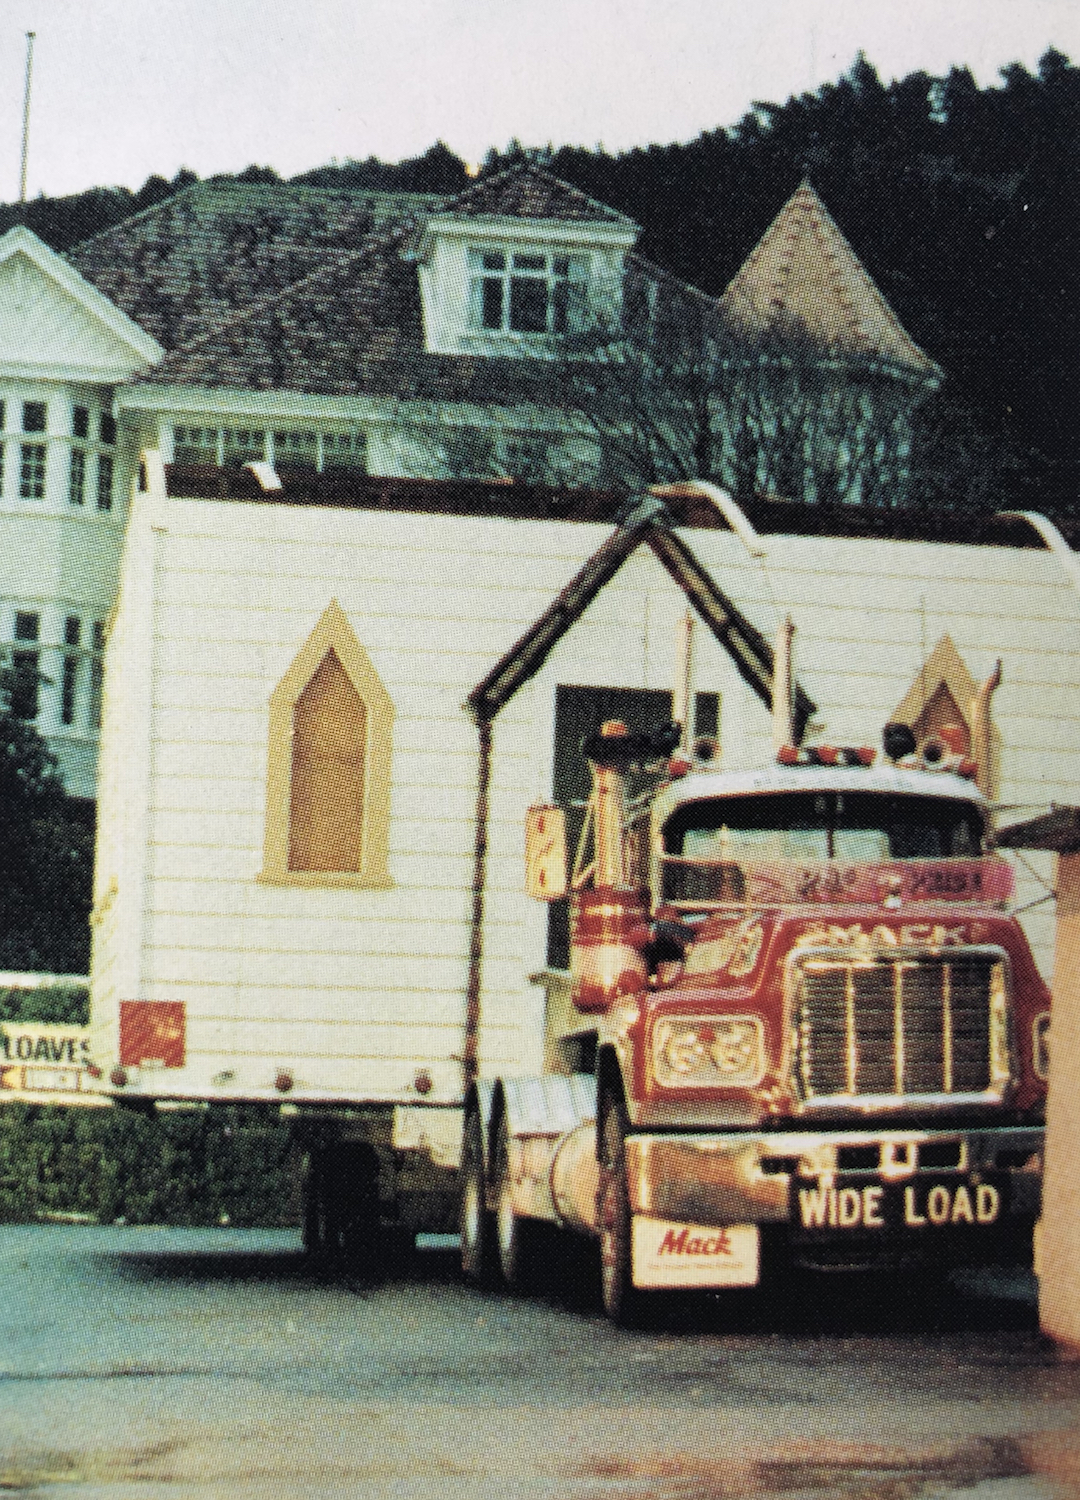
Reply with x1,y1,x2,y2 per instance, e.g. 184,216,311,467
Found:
118,384,398,424
996,511,1080,599
0,358,153,383
0,970,88,988
417,214,636,262
650,480,767,560
0,226,164,363
140,448,167,500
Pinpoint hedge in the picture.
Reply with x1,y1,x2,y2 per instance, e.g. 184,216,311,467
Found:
0,1103,297,1227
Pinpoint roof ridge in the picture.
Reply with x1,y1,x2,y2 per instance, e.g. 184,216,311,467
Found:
437,159,637,227
65,180,204,256
66,177,445,259
139,206,428,371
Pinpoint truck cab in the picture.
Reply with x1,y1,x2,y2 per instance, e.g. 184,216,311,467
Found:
465,720,1049,1325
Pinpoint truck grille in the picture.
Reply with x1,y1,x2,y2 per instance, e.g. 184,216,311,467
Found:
794,949,1008,1101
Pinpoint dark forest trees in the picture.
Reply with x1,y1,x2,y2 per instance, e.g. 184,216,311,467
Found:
1,48,1074,511
539,49,1079,514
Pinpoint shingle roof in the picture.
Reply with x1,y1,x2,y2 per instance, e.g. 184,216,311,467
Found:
435,162,636,226
719,181,941,382
66,180,441,351
131,165,644,402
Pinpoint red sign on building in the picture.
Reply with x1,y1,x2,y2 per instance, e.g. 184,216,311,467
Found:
119,1001,186,1068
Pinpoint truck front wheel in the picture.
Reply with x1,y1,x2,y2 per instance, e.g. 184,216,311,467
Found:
597,1091,645,1327
460,1107,497,1286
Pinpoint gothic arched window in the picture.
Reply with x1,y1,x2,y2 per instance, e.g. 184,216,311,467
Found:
261,601,393,888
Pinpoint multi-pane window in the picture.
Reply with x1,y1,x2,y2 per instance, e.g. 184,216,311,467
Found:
69,448,87,506
223,427,266,464
22,401,46,433
62,616,80,725
19,443,46,499
272,430,317,471
72,406,90,440
321,431,367,471
100,413,116,446
96,453,113,511
89,621,105,728
468,248,588,335
11,611,40,720
172,425,220,464
172,424,366,474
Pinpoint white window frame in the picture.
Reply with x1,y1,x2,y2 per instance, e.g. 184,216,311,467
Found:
170,424,367,474
467,247,588,337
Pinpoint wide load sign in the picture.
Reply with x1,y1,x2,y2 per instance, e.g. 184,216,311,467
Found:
0,1022,105,1106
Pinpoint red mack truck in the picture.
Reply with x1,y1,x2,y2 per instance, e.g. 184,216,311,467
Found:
462,652,1049,1324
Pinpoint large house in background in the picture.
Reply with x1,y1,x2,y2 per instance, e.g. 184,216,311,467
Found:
0,164,943,798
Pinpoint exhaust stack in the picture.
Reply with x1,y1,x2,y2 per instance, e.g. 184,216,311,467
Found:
772,615,795,752
971,660,1002,800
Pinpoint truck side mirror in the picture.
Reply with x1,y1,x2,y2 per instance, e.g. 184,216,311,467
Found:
525,803,568,901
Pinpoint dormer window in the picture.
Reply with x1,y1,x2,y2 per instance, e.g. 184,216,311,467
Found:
415,210,636,357
467,249,587,336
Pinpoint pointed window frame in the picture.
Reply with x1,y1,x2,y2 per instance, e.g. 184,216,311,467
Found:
891,633,1000,796
260,600,394,889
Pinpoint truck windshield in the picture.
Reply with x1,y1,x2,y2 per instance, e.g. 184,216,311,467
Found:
665,792,985,863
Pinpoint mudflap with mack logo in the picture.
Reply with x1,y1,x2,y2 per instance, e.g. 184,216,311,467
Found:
632,1217,760,1288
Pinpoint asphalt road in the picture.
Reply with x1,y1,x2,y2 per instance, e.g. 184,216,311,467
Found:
2,1224,1079,1499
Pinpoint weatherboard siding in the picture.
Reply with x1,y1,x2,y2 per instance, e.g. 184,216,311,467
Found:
89,491,1080,1103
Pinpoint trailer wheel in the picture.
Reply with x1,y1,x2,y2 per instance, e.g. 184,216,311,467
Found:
597,1090,645,1327
460,1107,497,1286
494,1111,542,1291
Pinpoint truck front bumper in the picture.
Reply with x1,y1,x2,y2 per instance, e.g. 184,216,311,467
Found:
624,1126,1043,1227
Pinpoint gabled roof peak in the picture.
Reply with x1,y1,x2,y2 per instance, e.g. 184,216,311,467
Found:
435,160,638,229
720,180,941,382
0,223,164,368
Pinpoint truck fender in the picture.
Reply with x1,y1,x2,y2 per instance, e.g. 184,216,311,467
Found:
498,1074,597,1141
494,1075,599,1227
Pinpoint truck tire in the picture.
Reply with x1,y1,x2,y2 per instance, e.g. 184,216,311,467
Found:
597,1090,646,1327
494,1111,542,1291
460,1107,498,1286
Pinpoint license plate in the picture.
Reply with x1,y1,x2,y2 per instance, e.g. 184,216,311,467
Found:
794,1176,1009,1233
632,1217,760,1288
22,1067,82,1092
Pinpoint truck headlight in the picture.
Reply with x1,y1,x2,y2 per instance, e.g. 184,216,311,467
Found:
652,1016,765,1088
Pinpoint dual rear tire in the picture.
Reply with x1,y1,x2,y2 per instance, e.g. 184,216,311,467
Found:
460,1108,498,1285
460,1106,542,1292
